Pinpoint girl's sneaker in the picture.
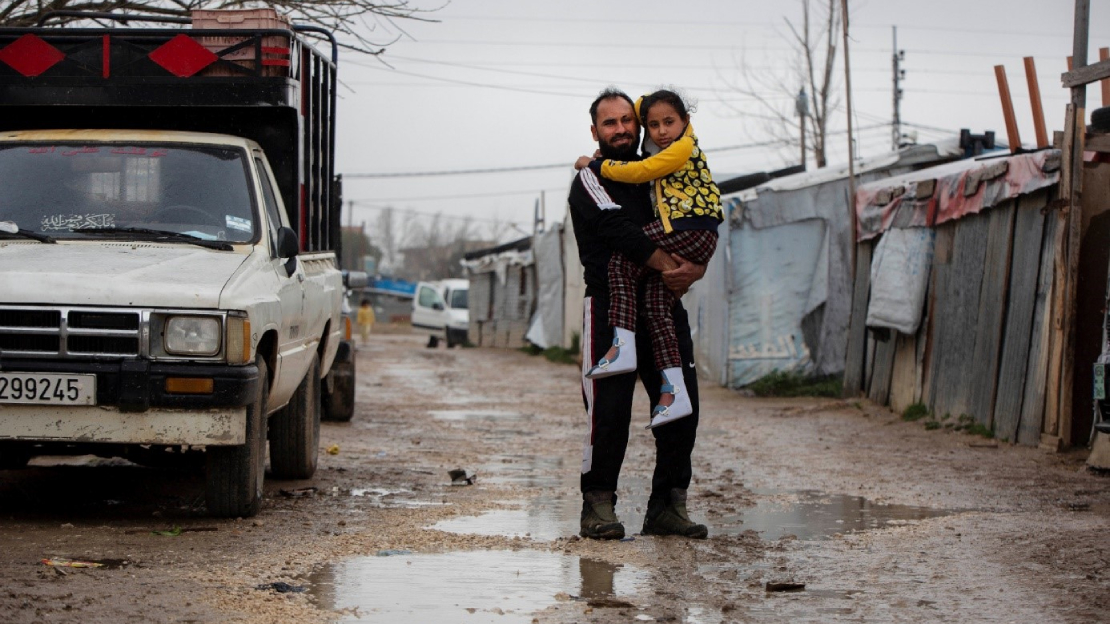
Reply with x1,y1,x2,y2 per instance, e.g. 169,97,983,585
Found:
646,367,692,429
586,327,637,379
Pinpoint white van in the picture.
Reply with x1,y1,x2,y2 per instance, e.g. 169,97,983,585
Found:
412,279,470,348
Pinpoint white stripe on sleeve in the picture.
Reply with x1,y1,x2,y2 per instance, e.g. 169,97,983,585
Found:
579,168,621,211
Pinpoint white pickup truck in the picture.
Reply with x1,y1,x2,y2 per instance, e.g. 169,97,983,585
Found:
0,13,349,517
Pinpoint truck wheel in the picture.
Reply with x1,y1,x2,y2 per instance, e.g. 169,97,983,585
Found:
427,335,440,348
323,356,356,423
0,443,32,469
206,357,268,518
269,353,321,479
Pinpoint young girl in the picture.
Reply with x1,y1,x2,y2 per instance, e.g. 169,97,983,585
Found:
575,89,722,429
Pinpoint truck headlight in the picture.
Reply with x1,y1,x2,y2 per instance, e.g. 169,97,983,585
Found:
164,316,221,356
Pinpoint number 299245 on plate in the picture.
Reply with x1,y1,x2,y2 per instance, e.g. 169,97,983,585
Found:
0,373,96,405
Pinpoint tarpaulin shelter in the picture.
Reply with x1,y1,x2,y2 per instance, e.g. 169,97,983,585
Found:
715,141,963,389
845,149,1062,446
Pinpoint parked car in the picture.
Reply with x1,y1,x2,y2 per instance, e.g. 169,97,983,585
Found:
411,279,469,348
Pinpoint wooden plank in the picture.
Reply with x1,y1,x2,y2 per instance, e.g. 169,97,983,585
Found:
1061,57,1110,88
994,65,1023,152
1101,47,1110,106
993,192,1048,443
1044,105,1077,439
922,226,954,409
865,330,877,396
889,331,918,414
1088,133,1110,154
968,202,1017,428
931,214,991,420
1019,212,1059,446
868,328,898,406
842,241,873,397
1024,57,1049,148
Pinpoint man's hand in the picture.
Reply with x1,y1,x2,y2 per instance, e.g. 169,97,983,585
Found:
574,155,593,170
661,254,706,296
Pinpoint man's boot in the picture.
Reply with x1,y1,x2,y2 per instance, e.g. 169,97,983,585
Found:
641,488,708,539
580,491,625,540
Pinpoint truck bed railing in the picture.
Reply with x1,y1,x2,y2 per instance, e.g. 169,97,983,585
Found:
0,25,339,255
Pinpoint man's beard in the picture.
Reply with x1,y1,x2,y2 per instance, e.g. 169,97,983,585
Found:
598,132,639,160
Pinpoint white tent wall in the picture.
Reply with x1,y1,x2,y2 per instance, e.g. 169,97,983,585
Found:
724,142,961,389
463,246,536,348
525,224,566,349
680,220,730,387
562,212,586,351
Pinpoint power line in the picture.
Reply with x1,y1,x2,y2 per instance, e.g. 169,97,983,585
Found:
344,187,566,202
343,124,889,179
346,202,529,227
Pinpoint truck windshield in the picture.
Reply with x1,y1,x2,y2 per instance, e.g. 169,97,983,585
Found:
448,289,468,309
0,143,256,243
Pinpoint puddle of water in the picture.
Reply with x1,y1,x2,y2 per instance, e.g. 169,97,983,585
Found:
476,454,568,488
714,490,950,540
433,488,946,543
429,410,528,421
431,496,581,541
308,551,647,623
349,487,444,509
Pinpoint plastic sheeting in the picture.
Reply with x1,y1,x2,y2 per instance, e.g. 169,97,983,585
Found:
524,225,565,349
855,149,1060,241
723,142,961,388
866,227,936,334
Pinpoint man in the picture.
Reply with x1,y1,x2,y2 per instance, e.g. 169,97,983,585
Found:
567,87,708,540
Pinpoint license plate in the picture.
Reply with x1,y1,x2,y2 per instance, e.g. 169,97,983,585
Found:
0,373,96,405
1095,364,1106,401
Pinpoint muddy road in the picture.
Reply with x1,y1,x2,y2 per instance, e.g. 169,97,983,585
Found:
1,331,1109,623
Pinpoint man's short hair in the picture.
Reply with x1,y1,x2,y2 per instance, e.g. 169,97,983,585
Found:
589,87,636,125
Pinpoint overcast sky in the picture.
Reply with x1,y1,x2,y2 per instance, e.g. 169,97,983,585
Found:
332,0,1109,248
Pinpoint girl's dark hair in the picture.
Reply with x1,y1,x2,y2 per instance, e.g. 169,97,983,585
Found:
640,89,695,123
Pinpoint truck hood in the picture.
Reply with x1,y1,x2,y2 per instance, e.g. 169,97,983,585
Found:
0,242,250,308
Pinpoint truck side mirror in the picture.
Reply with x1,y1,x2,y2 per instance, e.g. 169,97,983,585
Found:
432,302,444,311
277,227,299,259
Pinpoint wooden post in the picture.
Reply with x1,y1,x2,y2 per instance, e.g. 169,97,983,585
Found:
1057,0,1090,449
1024,57,1049,148
841,0,856,276
995,65,1022,152
1101,47,1109,106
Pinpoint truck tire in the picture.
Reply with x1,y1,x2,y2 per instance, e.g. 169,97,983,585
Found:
269,353,321,479
206,357,268,518
426,335,440,348
0,442,32,469
323,355,356,423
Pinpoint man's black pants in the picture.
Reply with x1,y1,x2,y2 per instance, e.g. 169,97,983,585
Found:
579,294,699,503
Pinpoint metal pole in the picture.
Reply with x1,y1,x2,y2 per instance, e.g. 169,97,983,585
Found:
892,26,903,151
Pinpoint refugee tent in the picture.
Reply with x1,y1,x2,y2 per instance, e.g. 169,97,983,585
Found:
462,237,535,348
716,141,962,389
845,149,1061,446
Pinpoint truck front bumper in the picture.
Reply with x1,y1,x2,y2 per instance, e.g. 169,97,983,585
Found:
0,359,258,445
0,404,245,446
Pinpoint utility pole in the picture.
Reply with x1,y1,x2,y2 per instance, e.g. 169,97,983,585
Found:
795,87,808,170
892,26,905,151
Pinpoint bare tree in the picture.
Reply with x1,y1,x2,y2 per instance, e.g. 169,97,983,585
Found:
718,0,840,168
0,0,439,56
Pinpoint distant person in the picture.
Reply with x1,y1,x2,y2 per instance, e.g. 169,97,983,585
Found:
574,89,722,429
357,299,376,343
568,87,709,541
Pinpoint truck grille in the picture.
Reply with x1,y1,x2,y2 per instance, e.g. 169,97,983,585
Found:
0,307,141,358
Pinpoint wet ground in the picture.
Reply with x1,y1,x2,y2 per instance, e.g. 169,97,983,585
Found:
1,330,1109,623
